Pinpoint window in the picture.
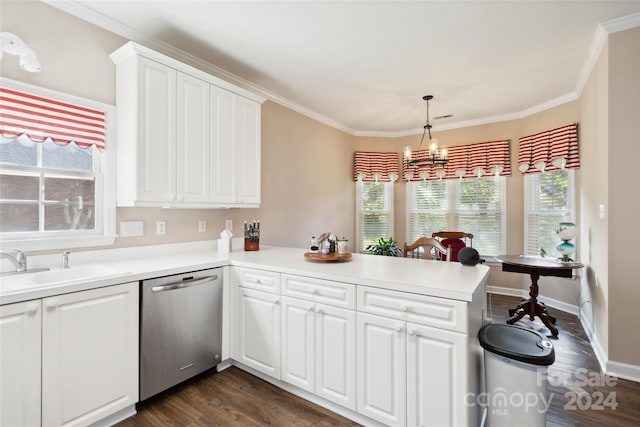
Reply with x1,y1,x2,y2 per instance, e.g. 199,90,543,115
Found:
524,169,575,257
406,175,506,256
356,180,394,252
0,80,116,251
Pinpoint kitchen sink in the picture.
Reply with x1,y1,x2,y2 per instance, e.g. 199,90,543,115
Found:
1,265,129,290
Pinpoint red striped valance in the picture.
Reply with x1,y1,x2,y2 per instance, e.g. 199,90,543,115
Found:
0,87,106,150
403,140,511,181
353,151,400,182
517,123,579,174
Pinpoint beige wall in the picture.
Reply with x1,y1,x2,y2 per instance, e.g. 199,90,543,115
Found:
3,1,638,368
579,36,610,357
607,28,640,366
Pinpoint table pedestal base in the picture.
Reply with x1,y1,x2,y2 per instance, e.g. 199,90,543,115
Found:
506,297,558,338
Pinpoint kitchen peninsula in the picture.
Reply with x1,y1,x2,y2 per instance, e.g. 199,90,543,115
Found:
1,243,489,427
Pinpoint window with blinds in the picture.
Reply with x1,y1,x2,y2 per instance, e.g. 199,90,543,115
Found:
407,179,448,242
356,181,394,252
406,176,506,256
524,169,575,257
0,80,115,251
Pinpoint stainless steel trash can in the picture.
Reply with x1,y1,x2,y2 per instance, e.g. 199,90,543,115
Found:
478,324,555,427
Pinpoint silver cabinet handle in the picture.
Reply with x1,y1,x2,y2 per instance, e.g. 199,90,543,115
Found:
151,275,218,292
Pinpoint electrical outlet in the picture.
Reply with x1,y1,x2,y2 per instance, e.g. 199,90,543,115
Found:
156,221,166,235
199,220,207,233
120,221,144,237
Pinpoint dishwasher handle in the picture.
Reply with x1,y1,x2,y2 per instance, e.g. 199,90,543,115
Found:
150,275,219,292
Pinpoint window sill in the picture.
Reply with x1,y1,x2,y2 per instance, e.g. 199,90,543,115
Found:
0,235,117,253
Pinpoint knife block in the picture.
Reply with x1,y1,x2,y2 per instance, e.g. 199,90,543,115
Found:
244,238,259,251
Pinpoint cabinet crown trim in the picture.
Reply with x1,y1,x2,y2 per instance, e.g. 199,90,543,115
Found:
110,41,266,104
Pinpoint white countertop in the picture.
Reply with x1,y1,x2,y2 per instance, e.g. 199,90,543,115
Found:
0,242,489,305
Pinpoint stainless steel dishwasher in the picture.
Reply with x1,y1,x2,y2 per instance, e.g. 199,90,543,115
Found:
140,268,223,401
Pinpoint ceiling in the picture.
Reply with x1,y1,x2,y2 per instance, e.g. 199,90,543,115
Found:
46,1,640,136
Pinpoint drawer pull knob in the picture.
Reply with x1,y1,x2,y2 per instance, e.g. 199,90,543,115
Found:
408,329,416,336
273,299,280,306
316,308,324,315
46,300,58,310
312,289,319,295
401,305,409,312
395,325,404,333
26,304,39,315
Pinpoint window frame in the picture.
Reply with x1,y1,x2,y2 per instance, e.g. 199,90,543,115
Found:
405,175,507,257
524,169,576,257
355,179,395,253
0,78,116,252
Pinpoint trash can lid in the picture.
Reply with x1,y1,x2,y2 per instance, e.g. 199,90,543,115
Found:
478,323,555,366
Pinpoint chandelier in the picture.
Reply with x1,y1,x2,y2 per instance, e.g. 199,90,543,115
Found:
404,95,448,167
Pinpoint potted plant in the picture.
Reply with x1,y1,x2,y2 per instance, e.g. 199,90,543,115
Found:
365,237,403,257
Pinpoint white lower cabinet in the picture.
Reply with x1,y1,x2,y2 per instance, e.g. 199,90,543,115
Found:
357,312,469,427
406,322,467,427
1,282,139,427
0,300,42,427
357,312,406,427
42,282,139,426
237,287,281,379
281,297,356,411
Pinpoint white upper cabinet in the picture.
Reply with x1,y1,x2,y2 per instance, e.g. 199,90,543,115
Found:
110,41,265,208
177,72,211,203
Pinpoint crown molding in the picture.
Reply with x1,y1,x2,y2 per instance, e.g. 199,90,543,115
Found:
42,1,638,138
601,11,640,33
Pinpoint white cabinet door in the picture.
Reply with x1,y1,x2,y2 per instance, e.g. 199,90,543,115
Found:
236,96,261,205
316,303,356,411
210,85,237,203
0,300,41,427
177,72,210,203
357,312,406,427
407,322,467,427
135,57,177,203
281,296,315,392
237,287,281,379
41,282,139,427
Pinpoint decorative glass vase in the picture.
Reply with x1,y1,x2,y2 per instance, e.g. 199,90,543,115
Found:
555,222,576,262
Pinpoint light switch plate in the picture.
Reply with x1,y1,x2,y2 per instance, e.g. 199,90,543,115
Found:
599,204,605,219
120,221,144,237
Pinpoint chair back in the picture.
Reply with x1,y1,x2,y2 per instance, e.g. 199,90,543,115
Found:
403,237,451,261
432,231,474,262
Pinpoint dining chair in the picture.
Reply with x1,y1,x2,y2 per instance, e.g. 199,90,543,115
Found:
404,237,451,261
431,231,474,262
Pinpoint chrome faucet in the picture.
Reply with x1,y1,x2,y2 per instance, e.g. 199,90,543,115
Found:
1,249,27,272
62,251,71,269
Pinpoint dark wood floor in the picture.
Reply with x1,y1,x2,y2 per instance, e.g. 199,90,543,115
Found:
117,294,640,426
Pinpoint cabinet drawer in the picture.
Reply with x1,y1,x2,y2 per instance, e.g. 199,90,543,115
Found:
282,274,355,309
357,286,467,333
236,267,280,293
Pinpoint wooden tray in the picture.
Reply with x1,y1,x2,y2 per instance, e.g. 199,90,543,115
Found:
304,252,352,262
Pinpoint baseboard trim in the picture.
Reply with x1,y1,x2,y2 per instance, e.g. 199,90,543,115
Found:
487,286,579,315
607,359,640,383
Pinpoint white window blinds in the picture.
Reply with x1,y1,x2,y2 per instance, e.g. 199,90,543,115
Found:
356,181,394,252
406,176,505,256
524,169,575,257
